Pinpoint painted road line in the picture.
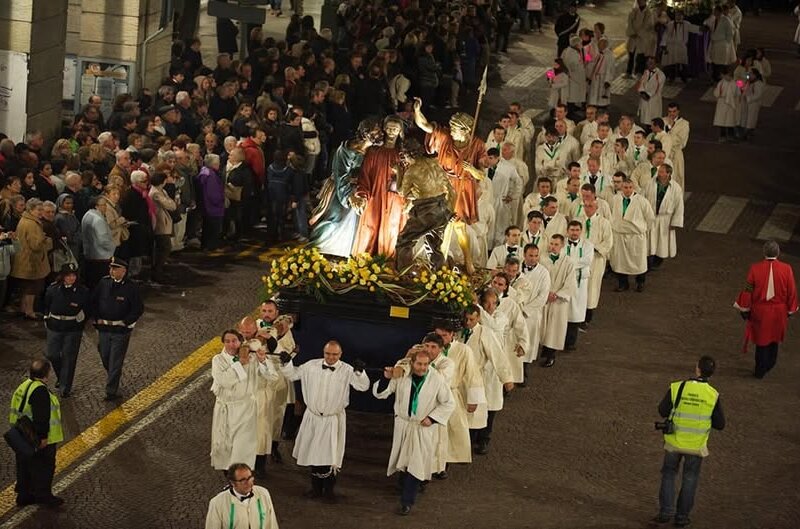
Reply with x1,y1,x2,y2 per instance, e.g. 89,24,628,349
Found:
236,243,264,258
1,372,213,528
757,203,800,241
661,84,683,99
0,336,222,518
695,195,748,234
613,42,627,59
506,66,548,88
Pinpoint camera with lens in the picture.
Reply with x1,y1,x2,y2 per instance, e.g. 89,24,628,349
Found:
654,419,675,434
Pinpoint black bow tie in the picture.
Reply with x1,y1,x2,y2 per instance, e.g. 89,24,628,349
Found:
523,264,536,272
322,364,336,371
507,246,518,253
569,241,578,246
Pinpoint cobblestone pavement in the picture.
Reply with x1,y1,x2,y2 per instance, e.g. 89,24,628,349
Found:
2,3,800,528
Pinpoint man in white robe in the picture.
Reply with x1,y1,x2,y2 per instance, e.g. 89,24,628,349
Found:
575,199,613,326
211,330,279,472
575,105,598,145
631,149,668,190
610,178,655,292
522,178,554,225
490,270,531,385
609,140,634,187
522,210,547,248
563,221,594,351
611,115,643,158
562,35,587,112
488,148,523,248
535,128,569,182
539,235,577,367
630,130,649,168
459,305,513,438
626,0,657,77
578,157,612,207
373,349,454,515
279,340,370,500
587,37,615,107
519,244,551,382
637,57,667,125
473,287,517,454
664,103,690,189
487,225,523,270
205,463,279,529
649,118,673,160
727,1,743,47
558,173,582,217
542,196,569,240
705,6,736,81
713,69,740,142
661,11,701,83
434,323,485,466
555,119,582,165
644,163,684,267
473,177,496,268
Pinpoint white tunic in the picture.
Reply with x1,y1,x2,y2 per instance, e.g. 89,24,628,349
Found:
565,239,594,322
210,351,278,470
570,198,611,222
442,342,485,463
627,6,657,55
637,68,666,123
205,486,279,529
664,117,689,189
575,211,613,309
487,243,521,270
739,80,764,129
520,264,552,360
491,159,523,248
535,142,569,181
661,21,700,66
463,322,511,419
643,178,684,259
713,79,740,127
609,193,655,275
521,229,545,249
543,212,568,240
373,369,455,481
587,49,615,107
253,330,295,454
705,15,736,65
539,253,576,350
495,293,530,383
562,47,587,104
547,72,569,109
281,358,369,469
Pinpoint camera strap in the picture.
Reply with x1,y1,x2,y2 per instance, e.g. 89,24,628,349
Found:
668,380,687,422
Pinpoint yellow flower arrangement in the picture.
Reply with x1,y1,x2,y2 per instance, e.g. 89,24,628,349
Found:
263,247,479,310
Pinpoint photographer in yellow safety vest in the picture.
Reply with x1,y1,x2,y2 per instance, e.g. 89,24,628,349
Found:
8,357,64,508
651,355,725,528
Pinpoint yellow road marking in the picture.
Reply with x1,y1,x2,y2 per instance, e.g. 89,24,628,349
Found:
0,337,223,518
613,42,627,59
236,243,263,258
207,246,232,257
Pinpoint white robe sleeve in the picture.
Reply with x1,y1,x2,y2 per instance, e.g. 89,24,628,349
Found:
349,368,370,392
211,354,245,394
281,360,302,382
373,377,398,399
257,359,279,381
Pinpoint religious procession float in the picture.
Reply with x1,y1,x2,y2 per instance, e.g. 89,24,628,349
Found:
262,93,490,411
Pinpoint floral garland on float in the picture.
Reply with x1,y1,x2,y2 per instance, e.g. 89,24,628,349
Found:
262,246,485,312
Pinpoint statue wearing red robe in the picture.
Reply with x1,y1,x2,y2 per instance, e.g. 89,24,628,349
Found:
425,124,486,224
351,145,407,256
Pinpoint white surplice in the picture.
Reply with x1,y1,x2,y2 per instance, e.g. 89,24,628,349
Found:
373,368,455,481
539,253,577,350
205,486,279,529
281,358,369,469
519,264,551,361
643,177,684,259
575,211,613,309
210,351,279,470
637,68,666,123
565,238,594,323
609,193,655,275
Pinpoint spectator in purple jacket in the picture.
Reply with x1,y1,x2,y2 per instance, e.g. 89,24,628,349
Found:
196,153,225,251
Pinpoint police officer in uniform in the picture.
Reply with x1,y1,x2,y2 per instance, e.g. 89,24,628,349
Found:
43,263,91,398
89,257,144,401
9,358,64,507
653,356,725,527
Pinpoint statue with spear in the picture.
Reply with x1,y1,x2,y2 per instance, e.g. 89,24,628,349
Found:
412,65,489,275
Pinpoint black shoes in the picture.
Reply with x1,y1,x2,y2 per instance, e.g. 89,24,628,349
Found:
636,283,645,293
542,358,555,368
398,505,412,516
432,471,448,480
475,441,489,455
674,518,691,527
650,514,670,525
614,285,630,292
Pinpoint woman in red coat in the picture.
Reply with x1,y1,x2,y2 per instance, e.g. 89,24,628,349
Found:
734,241,798,378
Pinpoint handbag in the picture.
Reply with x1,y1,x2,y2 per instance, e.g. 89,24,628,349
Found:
225,182,243,202
52,239,78,272
3,382,39,459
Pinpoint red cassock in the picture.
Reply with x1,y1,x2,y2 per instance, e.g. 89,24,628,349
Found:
351,145,407,257
734,258,798,348
424,125,486,225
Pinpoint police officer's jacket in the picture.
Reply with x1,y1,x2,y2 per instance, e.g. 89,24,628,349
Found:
90,276,144,333
43,281,91,332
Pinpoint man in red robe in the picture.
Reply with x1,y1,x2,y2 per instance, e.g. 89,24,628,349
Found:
734,241,798,379
351,117,407,256
412,99,486,273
